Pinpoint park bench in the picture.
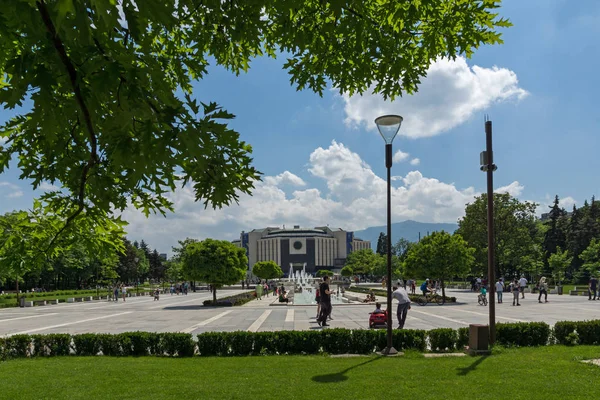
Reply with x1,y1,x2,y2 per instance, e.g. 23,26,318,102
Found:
33,300,47,306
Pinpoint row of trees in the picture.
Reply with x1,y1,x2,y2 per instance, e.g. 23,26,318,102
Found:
458,193,600,284
0,207,173,291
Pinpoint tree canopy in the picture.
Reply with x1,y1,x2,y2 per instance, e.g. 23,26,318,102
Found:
181,239,247,303
0,0,511,258
457,193,539,278
252,261,283,281
404,231,474,298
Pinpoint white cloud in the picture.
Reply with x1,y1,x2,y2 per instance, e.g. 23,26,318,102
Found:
122,141,495,253
561,196,577,210
393,150,410,163
0,181,23,199
6,191,23,198
263,171,306,187
38,182,61,191
495,181,525,197
342,57,528,138
410,158,420,166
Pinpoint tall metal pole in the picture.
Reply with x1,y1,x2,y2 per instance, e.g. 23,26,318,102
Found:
485,119,496,345
384,143,397,355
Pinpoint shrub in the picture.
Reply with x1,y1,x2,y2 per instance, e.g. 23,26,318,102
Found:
228,331,254,356
31,334,71,356
496,322,550,347
553,321,577,345
428,328,457,352
117,332,159,356
98,334,122,356
0,338,7,361
321,328,353,354
73,334,102,356
350,329,377,354
345,287,456,303
197,332,228,356
457,327,469,349
394,329,427,352
160,333,194,357
203,291,256,307
4,335,32,358
574,320,600,345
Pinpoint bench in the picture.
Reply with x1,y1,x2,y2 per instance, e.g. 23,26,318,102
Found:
48,299,59,305
67,298,75,303
24,301,34,307
570,290,589,296
34,300,47,306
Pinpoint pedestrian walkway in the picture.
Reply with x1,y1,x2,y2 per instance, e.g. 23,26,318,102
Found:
2,289,599,336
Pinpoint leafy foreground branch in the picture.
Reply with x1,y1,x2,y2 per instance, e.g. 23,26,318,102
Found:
0,0,510,255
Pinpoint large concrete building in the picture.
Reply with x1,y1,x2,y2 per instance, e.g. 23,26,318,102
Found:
232,226,370,276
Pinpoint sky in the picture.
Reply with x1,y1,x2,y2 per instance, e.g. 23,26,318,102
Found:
1,0,599,254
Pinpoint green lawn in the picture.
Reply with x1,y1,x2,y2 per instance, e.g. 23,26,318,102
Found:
1,346,600,399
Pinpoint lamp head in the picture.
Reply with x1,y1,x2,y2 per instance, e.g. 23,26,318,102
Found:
375,115,403,144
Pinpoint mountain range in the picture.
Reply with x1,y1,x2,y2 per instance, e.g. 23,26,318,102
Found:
353,220,458,247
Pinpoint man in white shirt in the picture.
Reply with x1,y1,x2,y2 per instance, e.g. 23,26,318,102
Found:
392,286,411,329
519,276,528,299
495,279,505,304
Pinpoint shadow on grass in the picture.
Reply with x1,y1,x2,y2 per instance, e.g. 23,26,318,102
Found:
456,355,488,376
311,356,383,383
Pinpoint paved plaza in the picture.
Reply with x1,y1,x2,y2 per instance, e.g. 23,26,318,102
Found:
1,288,599,337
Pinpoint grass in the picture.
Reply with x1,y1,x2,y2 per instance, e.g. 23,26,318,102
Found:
2,346,600,399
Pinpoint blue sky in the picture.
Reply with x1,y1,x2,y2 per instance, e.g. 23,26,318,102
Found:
1,0,599,253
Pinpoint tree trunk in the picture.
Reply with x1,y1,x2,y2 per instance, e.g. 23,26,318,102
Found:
441,278,446,303
213,287,217,304
16,279,19,306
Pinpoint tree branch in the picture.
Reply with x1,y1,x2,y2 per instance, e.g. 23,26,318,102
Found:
37,0,99,250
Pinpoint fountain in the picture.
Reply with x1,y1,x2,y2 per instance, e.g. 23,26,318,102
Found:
288,263,345,305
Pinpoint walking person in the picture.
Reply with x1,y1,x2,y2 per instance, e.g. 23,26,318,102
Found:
519,275,528,299
538,277,549,303
114,286,119,302
315,287,321,318
121,285,127,302
510,279,520,306
495,278,504,304
317,276,334,327
589,275,598,301
392,286,411,329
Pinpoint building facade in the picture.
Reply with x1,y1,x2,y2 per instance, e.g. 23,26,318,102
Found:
233,225,371,276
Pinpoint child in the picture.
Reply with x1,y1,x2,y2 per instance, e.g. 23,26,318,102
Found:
373,302,383,313
511,279,520,306
478,285,487,305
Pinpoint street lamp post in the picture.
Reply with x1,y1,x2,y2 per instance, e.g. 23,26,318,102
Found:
375,114,403,356
480,116,497,345
134,257,139,296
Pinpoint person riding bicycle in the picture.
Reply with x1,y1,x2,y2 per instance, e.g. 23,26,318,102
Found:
478,285,487,304
420,279,430,296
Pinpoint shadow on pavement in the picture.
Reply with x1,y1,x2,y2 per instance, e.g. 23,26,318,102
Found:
456,355,488,376
311,356,383,383
162,305,205,310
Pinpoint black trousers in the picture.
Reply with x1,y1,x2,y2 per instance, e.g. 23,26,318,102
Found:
318,302,331,323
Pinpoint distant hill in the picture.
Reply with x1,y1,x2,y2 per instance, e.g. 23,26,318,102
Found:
353,220,458,247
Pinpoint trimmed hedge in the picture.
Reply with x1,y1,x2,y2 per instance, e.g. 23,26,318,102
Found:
555,320,600,345
202,291,256,307
428,328,458,352
346,286,457,303
495,322,550,347
2,320,600,361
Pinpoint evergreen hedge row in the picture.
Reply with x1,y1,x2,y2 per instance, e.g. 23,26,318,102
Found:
346,286,457,303
4,320,591,361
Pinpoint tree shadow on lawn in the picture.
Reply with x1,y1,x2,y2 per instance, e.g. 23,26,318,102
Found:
456,355,488,376
311,356,383,383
